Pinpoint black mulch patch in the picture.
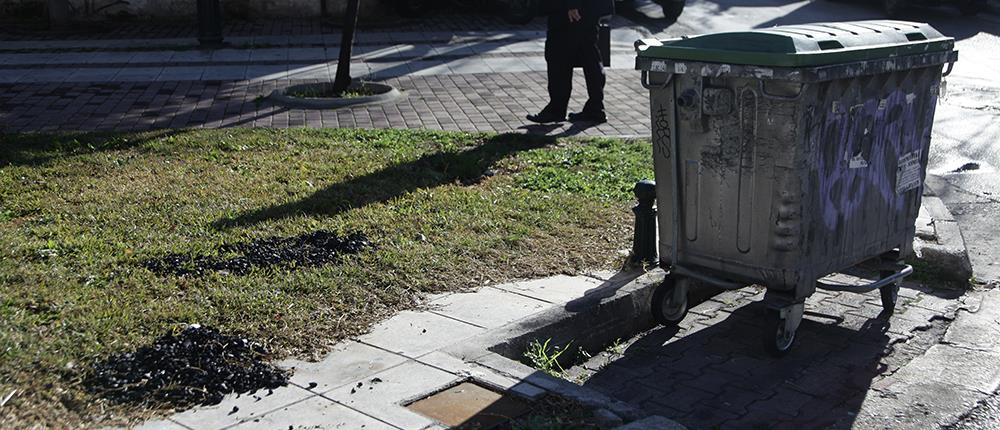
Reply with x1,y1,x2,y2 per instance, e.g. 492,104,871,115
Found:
143,231,372,276
84,325,289,407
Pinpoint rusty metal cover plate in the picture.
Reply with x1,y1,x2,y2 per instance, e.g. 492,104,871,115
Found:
406,381,530,428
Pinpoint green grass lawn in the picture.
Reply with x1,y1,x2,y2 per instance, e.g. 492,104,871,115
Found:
0,128,653,428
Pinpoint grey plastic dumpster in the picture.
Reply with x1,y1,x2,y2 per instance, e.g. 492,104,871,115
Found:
634,20,958,355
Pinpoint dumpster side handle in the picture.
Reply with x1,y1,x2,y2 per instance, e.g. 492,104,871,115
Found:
758,80,804,101
641,70,674,90
943,61,955,77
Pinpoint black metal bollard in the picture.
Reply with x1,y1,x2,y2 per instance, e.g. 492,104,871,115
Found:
197,0,225,47
631,179,658,265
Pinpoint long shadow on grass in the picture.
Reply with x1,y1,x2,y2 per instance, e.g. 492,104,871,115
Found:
215,133,557,229
0,128,189,167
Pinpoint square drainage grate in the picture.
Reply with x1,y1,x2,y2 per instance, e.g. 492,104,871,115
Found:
406,381,531,429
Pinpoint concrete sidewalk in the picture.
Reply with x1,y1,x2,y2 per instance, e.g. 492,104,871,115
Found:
130,270,671,429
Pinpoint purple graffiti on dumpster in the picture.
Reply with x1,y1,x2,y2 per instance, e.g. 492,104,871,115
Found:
813,86,935,232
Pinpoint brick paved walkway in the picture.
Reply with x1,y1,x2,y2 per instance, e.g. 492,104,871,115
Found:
573,282,963,429
0,15,549,41
0,15,652,137
0,70,651,135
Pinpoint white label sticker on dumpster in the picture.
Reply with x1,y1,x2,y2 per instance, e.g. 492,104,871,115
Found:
896,149,923,194
650,61,668,72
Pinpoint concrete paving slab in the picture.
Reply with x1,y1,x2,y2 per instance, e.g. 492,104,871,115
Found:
357,310,485,358
289,34,325,45
169,51,215,63
389,31,430,44
443,58,494,74
364,62,410,80
282,340,409,395
129,51,175,64
430,44,478,57
520,57,548,72
0,69,26,83
46,53,97,65
171,385,316,430
416,351,547,401
472,42,513,55
429,287,551,328
66,68,121,82
355,32,394,44
352,45,405,61
250,35,290,46
287,48,327,62
87,52,136,64
210,49,252,62
16,68,70,83
406,61,453,76
250,48,288,62
392,44,435,60
156,67,205,81
878,344,1000,394
245,65,289,81
2,53,57,65
494,275,605,304
853,382,985,430
944,290,1000,350
285,64,332,81
483,57,532,74
203,65,247,81
323,360,459,429
502,40,545,53
230,396,395,430
113,67,163,82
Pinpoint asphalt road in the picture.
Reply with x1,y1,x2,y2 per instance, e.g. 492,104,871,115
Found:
624,0,1000,282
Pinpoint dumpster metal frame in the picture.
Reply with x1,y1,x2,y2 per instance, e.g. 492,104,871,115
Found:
635,23,958,355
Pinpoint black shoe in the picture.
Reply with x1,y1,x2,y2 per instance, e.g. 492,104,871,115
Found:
526,111,566,124
568,111,607,124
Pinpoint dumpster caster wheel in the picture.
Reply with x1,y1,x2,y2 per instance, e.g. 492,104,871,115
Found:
764,303,804,357
770,316,796,356
651,277,689,327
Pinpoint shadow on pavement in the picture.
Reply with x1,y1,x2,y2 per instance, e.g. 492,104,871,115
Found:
582,300,892,428
564,269,650,312
215,132,556,229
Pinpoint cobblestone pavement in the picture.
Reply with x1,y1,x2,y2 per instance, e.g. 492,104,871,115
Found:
571,281,967,429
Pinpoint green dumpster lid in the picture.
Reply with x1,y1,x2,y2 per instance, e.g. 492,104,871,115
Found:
636,20,955,67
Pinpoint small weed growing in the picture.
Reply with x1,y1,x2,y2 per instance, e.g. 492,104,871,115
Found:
524,338,573,378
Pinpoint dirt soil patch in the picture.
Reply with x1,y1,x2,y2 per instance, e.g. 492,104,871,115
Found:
143,231,372,276
85,325,288,408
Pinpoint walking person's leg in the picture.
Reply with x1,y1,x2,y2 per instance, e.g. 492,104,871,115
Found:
570,18,607,123
527,13,572,123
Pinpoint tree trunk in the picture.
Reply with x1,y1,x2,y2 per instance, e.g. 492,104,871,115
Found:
332,0,361,95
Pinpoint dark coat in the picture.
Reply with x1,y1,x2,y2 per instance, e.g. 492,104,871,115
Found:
566,0,615,17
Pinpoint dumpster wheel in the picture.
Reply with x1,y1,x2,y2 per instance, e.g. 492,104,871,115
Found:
651,276,689,326
764,303,804,357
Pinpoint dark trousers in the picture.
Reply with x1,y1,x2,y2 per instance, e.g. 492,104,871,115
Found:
543,15,606,116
